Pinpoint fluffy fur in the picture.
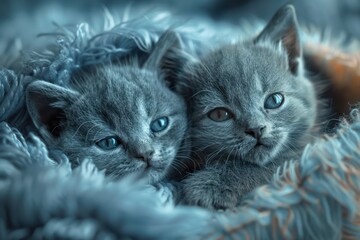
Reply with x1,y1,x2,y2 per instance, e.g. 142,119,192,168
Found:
169,5,321,209
25,32,188,183
1,4,360,238
1,106,360,239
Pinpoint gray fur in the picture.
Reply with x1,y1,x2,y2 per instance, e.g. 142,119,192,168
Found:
173,5,319,209
26,32,188,184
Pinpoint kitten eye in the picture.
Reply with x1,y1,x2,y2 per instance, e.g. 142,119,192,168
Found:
150,116,169,133
208,108,233,122
96,136,121,150
264,93,284,109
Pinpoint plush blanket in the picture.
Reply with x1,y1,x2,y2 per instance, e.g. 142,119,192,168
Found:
1,9,360,239
1,103,360,239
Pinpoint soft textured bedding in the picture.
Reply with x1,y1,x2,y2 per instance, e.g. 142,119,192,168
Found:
1,7,360,239
1,103,360,239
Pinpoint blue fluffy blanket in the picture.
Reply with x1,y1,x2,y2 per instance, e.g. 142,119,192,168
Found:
1,10,360,239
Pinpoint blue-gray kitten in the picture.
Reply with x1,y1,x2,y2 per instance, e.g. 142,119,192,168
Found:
170,5,320,209
26,32,188,184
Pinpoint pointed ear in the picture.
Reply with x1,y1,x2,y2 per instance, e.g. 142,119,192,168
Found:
144,31,186,90
254,4,301,75
144,31,181,70
26,81,79,140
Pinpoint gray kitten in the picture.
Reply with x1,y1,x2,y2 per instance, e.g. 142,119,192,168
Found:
169,5,320,209
26,32,188,184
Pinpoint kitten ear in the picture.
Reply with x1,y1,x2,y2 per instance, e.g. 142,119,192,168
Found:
254,4,301,75
144,30,181,70
144,31,185,89
26,81,79,140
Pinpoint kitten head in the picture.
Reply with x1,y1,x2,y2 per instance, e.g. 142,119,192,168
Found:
171,5,317,166
26,32,187,183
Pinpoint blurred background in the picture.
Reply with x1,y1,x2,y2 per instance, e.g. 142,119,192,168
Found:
1,0,360,49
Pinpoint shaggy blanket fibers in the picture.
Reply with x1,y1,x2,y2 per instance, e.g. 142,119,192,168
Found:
1,104,360,239
1,10,360,239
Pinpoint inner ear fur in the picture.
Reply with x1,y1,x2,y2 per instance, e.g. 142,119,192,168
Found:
26,81,79,139
254,4,301,75
145,30,192,96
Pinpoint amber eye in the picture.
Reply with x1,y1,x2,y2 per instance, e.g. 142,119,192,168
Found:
207,108,233,122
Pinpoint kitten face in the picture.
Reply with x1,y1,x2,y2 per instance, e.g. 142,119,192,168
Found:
26,31,187,183
165,6,318,167
65,66,187,182
27,64,187,183
181,40,316,166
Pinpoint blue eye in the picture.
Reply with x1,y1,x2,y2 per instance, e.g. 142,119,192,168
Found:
264,93,284,109
150,117,169,133
96,137,120,150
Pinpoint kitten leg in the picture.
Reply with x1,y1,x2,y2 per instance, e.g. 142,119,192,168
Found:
179,163,276,210
178,165,242,210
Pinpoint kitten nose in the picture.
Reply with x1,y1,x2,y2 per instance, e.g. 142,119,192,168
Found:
133,149,154,162
245,126,266,139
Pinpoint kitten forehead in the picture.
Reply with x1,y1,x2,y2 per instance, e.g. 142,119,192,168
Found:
186,39,313,122
69,63,184,140
194,41,293,95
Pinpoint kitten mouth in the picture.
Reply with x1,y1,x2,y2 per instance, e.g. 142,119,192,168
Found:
251,140,272,152
144,162,164,172
244,141,273,165
254,137,273,148
254,141,267,148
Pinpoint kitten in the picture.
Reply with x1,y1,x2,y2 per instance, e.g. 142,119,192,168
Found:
168,5,320,209
25,32,188,184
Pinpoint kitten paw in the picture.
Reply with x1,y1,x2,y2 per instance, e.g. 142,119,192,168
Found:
180,172,241,210
183,187,239,210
